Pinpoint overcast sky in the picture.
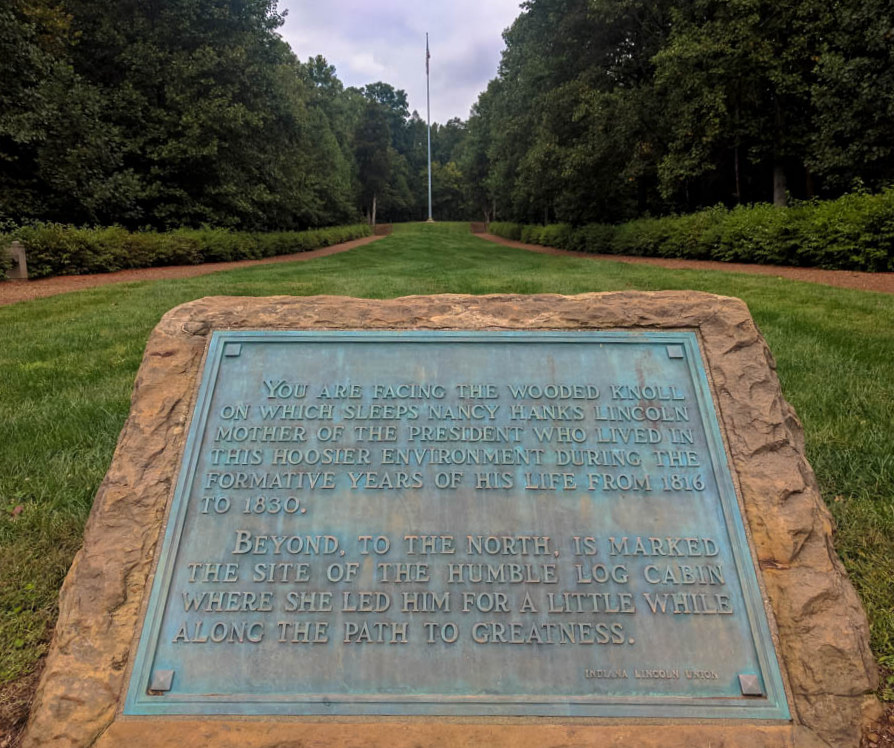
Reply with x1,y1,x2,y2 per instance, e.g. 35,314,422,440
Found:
278,1,523,124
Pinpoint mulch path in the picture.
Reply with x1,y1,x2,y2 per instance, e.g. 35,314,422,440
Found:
477,233,894,294
3,230,892,306
0,234,385,307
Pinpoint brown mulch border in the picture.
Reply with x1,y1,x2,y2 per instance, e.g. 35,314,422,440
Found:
0,234,385,307
477,233,894,295
3,230,892,305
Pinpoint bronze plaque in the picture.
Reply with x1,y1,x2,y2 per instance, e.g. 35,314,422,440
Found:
125,330,788,719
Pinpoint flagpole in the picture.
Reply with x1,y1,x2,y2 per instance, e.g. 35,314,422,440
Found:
426,32,433,222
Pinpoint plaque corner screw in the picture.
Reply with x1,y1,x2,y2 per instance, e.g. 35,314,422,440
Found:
666,345,685,360
148,669,175,694
738,673,763,697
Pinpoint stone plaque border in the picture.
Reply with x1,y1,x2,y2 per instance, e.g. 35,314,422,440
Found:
24,293,879,748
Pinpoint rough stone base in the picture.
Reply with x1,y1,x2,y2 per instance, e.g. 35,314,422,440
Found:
24,293,879,747
94,720,830,748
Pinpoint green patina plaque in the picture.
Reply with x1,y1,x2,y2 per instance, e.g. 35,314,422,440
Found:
124,330,789,719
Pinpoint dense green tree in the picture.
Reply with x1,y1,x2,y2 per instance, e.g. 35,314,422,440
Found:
0,0,66,217
0,1,374,229
808,0,894,191
470,0,894,223
461,98,495,222
379,152,415,223
354,83,421,223
298,56,361,224
429,160,469,220
431,118,466,165
0,0,136,223
354,102,393,225
360,82,411,152
472,0,674,223
655,0,818,206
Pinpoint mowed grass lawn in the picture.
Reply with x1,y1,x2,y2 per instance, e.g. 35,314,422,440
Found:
1,221,892,700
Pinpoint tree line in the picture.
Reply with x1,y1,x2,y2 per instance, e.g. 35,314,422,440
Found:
464,0,894,224
3,0,893,231
0,0,470,230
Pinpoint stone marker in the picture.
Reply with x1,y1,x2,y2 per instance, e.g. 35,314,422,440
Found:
24,293,879,747
4,240,28,279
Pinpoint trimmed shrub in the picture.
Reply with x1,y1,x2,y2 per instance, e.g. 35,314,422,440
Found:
613,217,670,257
799,190,894,271
858,190,894,271
13,224,101,278
570,223,616,254
710,204,792,265
519,224,540,245
538,223,574,250
0,230,12,280
494,188,894,272
663,207,725,259
185,228,260,262
10,223,372,280
488,222,523,241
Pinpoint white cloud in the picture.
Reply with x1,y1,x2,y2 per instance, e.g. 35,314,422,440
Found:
348,51,388,78
278,0,522,123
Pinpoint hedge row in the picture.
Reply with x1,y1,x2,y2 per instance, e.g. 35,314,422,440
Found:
490,189,894,272
1,224,372,280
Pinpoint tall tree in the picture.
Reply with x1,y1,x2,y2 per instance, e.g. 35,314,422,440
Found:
808,0,894,191
355,82,417,222
36,0,352,229
472,0,674,223
655,0,818,206
461,93,498,222
0,0,137,223
354,102,392,226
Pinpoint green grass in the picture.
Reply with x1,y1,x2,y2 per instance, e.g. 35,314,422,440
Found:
1,221,892,698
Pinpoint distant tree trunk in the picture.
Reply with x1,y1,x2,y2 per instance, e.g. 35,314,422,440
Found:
371,193,377,226
733,102,742,204
773,164,787,207
772,98,788,207
805,166,815,199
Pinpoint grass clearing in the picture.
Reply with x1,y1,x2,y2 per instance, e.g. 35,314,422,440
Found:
1,221,892,699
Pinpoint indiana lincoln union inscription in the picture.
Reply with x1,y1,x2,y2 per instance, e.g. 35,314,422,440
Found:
125,331,790,719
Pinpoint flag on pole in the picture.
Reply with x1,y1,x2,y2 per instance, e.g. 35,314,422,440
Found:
426,33,433,222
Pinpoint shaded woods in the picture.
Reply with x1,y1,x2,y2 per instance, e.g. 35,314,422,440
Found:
3,0,894,230
0,0,470,229
465,0,894,223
